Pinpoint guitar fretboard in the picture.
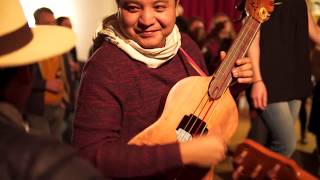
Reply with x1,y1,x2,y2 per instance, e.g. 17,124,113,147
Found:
208,16,261,99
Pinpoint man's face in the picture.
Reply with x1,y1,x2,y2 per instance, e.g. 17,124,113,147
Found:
117,0,177,49
37,12,56,25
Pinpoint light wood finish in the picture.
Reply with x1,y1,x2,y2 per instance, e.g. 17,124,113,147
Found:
233,139,318,180
129,75,238,179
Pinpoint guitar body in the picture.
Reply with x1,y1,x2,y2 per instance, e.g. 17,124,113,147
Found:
128,75,239,179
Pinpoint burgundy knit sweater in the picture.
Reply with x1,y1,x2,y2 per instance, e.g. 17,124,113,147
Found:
73,34,208,179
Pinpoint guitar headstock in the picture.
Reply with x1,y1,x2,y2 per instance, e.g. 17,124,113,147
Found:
245,0,275,23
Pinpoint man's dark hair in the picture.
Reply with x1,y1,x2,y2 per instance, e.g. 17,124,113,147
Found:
33,7,54,24
56,16,69,26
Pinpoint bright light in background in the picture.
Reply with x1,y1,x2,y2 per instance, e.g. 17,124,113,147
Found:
310,0,320,17
19,0,75,26
18,0,117,61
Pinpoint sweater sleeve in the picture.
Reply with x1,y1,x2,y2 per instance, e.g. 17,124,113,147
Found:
73,46,182,178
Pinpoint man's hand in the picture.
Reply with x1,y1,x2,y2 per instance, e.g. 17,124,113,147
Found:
220,51,254,84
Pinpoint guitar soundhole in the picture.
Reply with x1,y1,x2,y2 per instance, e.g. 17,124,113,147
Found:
176,115,208,142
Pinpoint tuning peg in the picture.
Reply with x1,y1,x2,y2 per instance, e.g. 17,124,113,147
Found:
232,165,244,180
250,164,263,178
234,150,248,164
267,163,281,179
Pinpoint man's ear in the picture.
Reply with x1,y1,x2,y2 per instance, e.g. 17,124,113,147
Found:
175,0,181,17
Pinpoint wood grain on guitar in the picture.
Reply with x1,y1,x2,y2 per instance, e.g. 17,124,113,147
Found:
233,139,318,180
128,0,275,179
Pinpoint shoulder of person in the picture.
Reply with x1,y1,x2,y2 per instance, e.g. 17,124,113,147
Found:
87,41,126,64
1,124,103,179
83,41,135,82
85,41,129,70
181,33,196,46
180,33,208,72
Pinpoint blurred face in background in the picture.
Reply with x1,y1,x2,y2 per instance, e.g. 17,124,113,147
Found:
210,14,235,39
220,20,233,39
117,0,178,49
60,18,72,29
188,18,206,43
37,11,56,25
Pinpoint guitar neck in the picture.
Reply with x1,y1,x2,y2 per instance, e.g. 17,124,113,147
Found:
208,16,261,99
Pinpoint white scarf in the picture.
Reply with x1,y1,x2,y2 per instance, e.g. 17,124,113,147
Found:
98,16,181,68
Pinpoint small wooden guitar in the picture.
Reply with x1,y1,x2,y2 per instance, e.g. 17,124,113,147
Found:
129,0,274,179
233,139,318,180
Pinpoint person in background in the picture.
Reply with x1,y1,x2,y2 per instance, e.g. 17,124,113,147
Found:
203,13,237,75
175,3,189,33
308,17,320,176
73,0,254,179
25,7,68,141
187,17,207,49
56,16,81,75
247,0,320,157
0,0,103,179
56,16,81,143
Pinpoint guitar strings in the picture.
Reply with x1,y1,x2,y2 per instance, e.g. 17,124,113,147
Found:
179,17,254,140
197,17,255,133
222,17,260,87
178,93,210,141
199,17,261,136
184,16,258,139
200,97,221,136
175,13,266,180
182,92,208,131
208,16,254,99
179,16,261,141
214,16,258,89
193,100,214,135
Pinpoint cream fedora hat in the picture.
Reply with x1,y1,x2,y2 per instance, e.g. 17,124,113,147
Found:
0,0,76,68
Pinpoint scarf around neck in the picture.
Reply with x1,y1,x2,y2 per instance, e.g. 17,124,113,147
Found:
98,15,181,68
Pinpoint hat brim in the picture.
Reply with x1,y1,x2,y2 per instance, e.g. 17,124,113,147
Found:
0,25,76,68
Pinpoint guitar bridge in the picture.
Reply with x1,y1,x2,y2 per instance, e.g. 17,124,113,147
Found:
176,114,208,142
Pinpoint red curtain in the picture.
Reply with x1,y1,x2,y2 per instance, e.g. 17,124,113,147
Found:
180,0,242,31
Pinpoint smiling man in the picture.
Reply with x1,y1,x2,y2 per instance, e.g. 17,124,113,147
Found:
73,0,254,179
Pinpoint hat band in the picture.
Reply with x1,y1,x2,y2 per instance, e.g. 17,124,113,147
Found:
0,23,33,56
